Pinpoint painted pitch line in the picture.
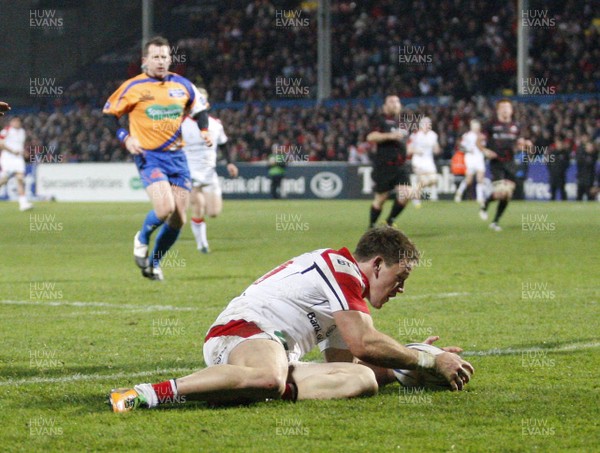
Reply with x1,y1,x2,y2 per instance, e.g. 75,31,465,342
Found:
0,300,198,312
0,367,197,387
2,342,599,387
401,292,472,300
462,341,600,357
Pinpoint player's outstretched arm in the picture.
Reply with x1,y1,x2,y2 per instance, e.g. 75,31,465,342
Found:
367,130,405,143
334,310,474,390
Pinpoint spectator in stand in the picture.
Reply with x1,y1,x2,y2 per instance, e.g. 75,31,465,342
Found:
576,135,598,201
546,135,572,201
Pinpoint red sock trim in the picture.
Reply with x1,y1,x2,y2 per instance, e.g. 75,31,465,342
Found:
191,217,205,224
152,380,175,403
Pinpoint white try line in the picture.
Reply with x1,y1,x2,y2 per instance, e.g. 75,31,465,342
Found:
0,367,197,387
0,300,198,312
462,341,600,357
2,342,599,387
401,292,472,300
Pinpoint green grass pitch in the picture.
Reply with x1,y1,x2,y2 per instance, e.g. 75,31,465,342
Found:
0,199,598,452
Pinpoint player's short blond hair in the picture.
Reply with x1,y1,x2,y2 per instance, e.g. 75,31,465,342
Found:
197,87,209,99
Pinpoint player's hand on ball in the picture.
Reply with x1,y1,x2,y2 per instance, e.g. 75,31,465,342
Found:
201,130,213,147
0,102,10,116
434,352,474,391
125,135,143,155
423,335,463,354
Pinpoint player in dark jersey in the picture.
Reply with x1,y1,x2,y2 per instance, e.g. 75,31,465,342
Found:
367,95,412,228
480,99,533,231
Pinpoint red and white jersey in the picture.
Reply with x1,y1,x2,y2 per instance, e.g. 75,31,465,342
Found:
182,115,227,170
0,126,26,155
461,131,484,158
209,247,370,360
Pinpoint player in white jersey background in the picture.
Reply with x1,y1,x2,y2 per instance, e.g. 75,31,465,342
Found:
183,88,238,253
407,117,441,206
109,227,474,412
454,119,488,207
0,117,33,211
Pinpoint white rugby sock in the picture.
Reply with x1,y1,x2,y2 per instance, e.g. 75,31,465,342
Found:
134,383,159,408
476,183,485,205
190,218,207,249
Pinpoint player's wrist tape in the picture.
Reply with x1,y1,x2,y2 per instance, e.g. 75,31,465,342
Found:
417,351,436,370
116,128,129,143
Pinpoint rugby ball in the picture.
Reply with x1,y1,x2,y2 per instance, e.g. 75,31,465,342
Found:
393,343,451,390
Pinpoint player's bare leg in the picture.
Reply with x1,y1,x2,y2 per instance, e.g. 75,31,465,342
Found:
475,171,485,207
455,173,473,202
417,173,438,203
203,191,222,217
369,191,389,228
110,340,290,412
289,362,378,400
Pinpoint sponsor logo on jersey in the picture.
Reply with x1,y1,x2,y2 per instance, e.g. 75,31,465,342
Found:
306,311,324,341
145,104,184,121
168,88,186,98
329,254,359,277
139,90,155,102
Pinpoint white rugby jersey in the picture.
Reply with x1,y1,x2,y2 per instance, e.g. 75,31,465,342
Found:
182,115,227,169
461,131,484,158
209,247,370,360
0,126,26,155
409,130,438,164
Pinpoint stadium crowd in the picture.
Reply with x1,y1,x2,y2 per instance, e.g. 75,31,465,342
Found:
11,96,598,165
163,0,598,101
53,0,599,104
4,0,598,165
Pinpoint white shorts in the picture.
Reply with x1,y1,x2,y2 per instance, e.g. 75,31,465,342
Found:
190,167,221,194
0,152,25,175
203,319,301,366
465,154,485,174
411,159,437,175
